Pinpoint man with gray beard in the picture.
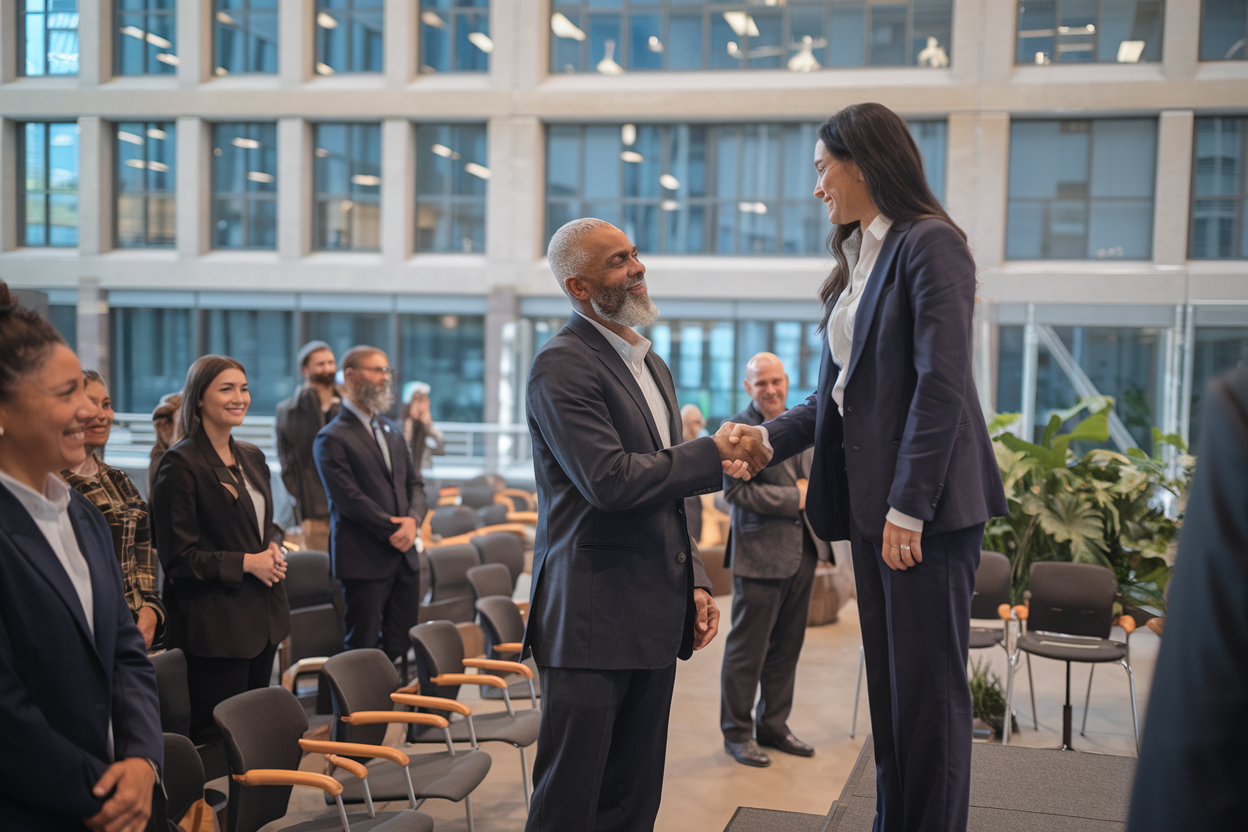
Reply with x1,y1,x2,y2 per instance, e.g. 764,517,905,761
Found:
313,345,426,658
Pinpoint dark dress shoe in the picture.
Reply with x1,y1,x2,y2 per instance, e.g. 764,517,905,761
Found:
724,739,771,767
759,733,815,757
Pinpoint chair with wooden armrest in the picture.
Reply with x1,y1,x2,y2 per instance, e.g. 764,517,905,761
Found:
467,531,526,593
474,595,540,701
458,484,501,509
430,506,479,540
278,550,345,727
163,732,207,830
494,488,536,512
466,563,512,603
420,544,481,625
437,486,461,507
476,502,509,527
408,621,541,808
211,686,434,832
319,650,492,831
437,523,528,548
150,649,229,818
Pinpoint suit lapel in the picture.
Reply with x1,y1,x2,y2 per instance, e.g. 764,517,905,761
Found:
195,431,262,548
645,350,680,448
568,314,665,451
71,498,115,664
844,222,907,388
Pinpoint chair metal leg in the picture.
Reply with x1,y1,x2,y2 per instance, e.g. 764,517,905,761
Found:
362,778,375,818
1122,659,1140,754
1003,646,1019,745
464,794,476,832
1026,653,1038,730
1060,661,1074,750
334,795,351,832
1081,664,1096,736
520,746,532,810
850,645,864,739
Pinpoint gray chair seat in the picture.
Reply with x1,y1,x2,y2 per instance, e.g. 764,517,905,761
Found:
334,750,492,805
480,665,541,701
969,627,1005,650
1017,631,1127,663
413,709,541,748
281,811,435,832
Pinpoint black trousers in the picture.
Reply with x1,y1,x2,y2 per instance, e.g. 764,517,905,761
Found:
526,663,677,832
720,545,818,744
341,560,421,661
852,521,983,832
184,641,278,744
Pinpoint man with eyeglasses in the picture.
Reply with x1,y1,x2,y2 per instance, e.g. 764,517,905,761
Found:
313,345,426,658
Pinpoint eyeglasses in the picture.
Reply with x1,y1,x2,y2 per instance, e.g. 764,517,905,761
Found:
357,366,392,377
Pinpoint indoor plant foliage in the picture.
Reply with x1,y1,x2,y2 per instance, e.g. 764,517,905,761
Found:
968,658,1008,739
983,397,1193,614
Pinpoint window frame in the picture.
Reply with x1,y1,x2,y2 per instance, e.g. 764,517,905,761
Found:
418,0,491,74
415,123,489,254
18,0,80,77
313,122,383,252
210,122,279,250
213,0,279,76
18,121,80,248
314,0,385,75
1189,115,1248,260
1197,0,1248,61
1013,0,1166,66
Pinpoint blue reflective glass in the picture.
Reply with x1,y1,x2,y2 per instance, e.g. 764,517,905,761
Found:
1191,117,1248,258
215,1,278,74
1201,0,1248,60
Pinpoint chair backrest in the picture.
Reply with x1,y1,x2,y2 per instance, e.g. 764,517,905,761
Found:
431,506,479,539
970,551,1012,619
459,484,500,509
467,563,513,601
1027,562,1117,638
470,531,524,590
475,596,526,656
283,551,345,663
477,502,509,527
150,648,192,737
163,733,205,825
427,544,481,602
409,620,467,700
321,648,400,747
214,687,308,832
497,490,533,512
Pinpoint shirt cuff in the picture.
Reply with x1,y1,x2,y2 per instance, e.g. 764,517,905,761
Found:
756,425,773,454
886,507,924,534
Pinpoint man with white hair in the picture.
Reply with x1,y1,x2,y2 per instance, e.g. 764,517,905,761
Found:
523,218,770,831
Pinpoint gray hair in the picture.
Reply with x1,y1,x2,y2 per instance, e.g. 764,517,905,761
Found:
547,218,616,297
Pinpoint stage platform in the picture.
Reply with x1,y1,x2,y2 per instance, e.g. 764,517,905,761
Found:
724,737,1136,832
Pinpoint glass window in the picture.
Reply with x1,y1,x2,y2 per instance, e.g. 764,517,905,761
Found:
1006,118,1157,260
19,0,79,76
48,304,78,352
116,122,176,248
214,0,278,75
1189,326,1248,449
1200,0,1248,60
1191,117,1248,259
109,306,194,413
549,0,953,73
212,123,278,249
19,122,79,248
399,314,485,421
1016,0,1163,65
546,119,946,255
419,0,491,73
304,311,394,375
115,0,177,75
315,0,383,75
415,124,488,253
314,123,382,251
205,309,295,416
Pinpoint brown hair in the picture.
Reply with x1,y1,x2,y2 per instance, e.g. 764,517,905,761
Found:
815,103,965,331
341,345,384,372
0,282,66,403
179,355,246,439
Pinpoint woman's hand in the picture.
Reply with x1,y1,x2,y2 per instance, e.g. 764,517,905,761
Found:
243,543,287,586
881,520,923,570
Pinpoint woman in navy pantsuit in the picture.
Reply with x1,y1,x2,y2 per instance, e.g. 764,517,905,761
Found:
734,103,1007,832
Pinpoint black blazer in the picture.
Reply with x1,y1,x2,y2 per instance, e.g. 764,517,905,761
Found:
525,314,722,670
151,430,290,659
313,405,426,581
766,218,1007,543
275,383,340,523
0,483,163,830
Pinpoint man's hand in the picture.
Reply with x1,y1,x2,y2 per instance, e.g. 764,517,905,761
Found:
693,588,720,650
713,422,772,480
796,478,808,511
136,607,157,650
389,516,418,552
86,757,155,832
881,519,923,571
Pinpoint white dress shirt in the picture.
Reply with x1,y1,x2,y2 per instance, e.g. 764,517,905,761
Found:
576,311,672,449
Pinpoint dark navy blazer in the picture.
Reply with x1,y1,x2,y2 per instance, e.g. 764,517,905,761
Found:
0,482,163,830
765,218,1007,543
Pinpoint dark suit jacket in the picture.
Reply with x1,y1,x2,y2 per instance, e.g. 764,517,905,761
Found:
276,383,341,523
151,430,290,658
723,402,829,580
765,219,1007,543
1128,368,1248,831
525,313,722,670
0,483,163,830
313,404,427,581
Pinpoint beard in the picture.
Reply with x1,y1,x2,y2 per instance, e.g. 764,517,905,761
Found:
354,379,394,415
590,278,660,328
309,371,336,387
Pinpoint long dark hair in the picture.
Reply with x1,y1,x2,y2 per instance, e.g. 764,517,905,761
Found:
816,103,964,331
179,355,246,439
0,282,66,404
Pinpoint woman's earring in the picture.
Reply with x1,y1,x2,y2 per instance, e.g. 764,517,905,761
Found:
0,426,5,436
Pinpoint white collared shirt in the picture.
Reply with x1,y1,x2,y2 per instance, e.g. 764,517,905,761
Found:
576,310,672,449
828,214,893,414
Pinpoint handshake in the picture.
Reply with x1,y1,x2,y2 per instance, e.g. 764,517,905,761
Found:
711,422,772,480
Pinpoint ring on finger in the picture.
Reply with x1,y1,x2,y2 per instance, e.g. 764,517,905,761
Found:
899,544,911,551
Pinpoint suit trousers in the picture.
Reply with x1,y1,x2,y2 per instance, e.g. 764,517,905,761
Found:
720,545,818,744
852,520,982,832
526,662,677,832
341,559,421,661
185,641,279,744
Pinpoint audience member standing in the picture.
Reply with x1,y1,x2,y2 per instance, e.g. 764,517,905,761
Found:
63,370,167,651
151,355,290,743
720,353,826,767
681,403,707,543
276,341,341,552
314,346,426,660
147,392,181,496
403,382,445,472
0,284,161,831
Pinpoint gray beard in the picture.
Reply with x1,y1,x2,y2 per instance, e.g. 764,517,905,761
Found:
591,284,661,328
354,380,394,415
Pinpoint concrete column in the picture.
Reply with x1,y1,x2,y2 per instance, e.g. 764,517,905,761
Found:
76,277,109,381
1161,0,1200,80
486,115,545,266
278,118,312,259
0,0,16,83
381,118,414,261
385,0,417,85
281,0,315,85
0,118,16,251
948,0,982,87
178,0,211,86
77,117,113,256
1153,110,1195,266
77,0,105,86
975,0,1017,86
176,116,211,257
492,0,546,89
484,286,518,452
947,112,1010,268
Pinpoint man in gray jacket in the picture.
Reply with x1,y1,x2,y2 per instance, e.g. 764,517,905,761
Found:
276,341,341,552
721,352,829,767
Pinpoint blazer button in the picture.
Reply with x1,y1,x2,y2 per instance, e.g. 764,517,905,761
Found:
677,551,687,564
845,405,853,413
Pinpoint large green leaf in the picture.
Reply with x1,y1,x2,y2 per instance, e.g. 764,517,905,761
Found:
1033,490,1107,564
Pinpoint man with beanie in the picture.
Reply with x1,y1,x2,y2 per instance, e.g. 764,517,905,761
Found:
276,341,341,552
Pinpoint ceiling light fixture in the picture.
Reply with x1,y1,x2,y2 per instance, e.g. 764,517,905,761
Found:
246,171,275,183
421,11,445,29
468,32,494,54
118,131,144,145
351,174,382,187
317,12,338,29
621,124,637,145
1116,40,1145,62
231,137,260,149
659,173,680,190
431,143,461,159
722,12,760,38
464,162,492,179
551,13,586,41
620,151,644,163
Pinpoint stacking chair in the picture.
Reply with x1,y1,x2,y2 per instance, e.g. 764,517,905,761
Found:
421,544,481,624
279,550,346,722
477,502,509,527
408,621,541,806
213,686,436,832
474,595,541,700
466,563,513,603
150,648,229,817
469,531,526,593
458,484,501,509
494,488,536,512
163,733,209,831
1003,562,1140,752
319,649,493,831
430,506,479,540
